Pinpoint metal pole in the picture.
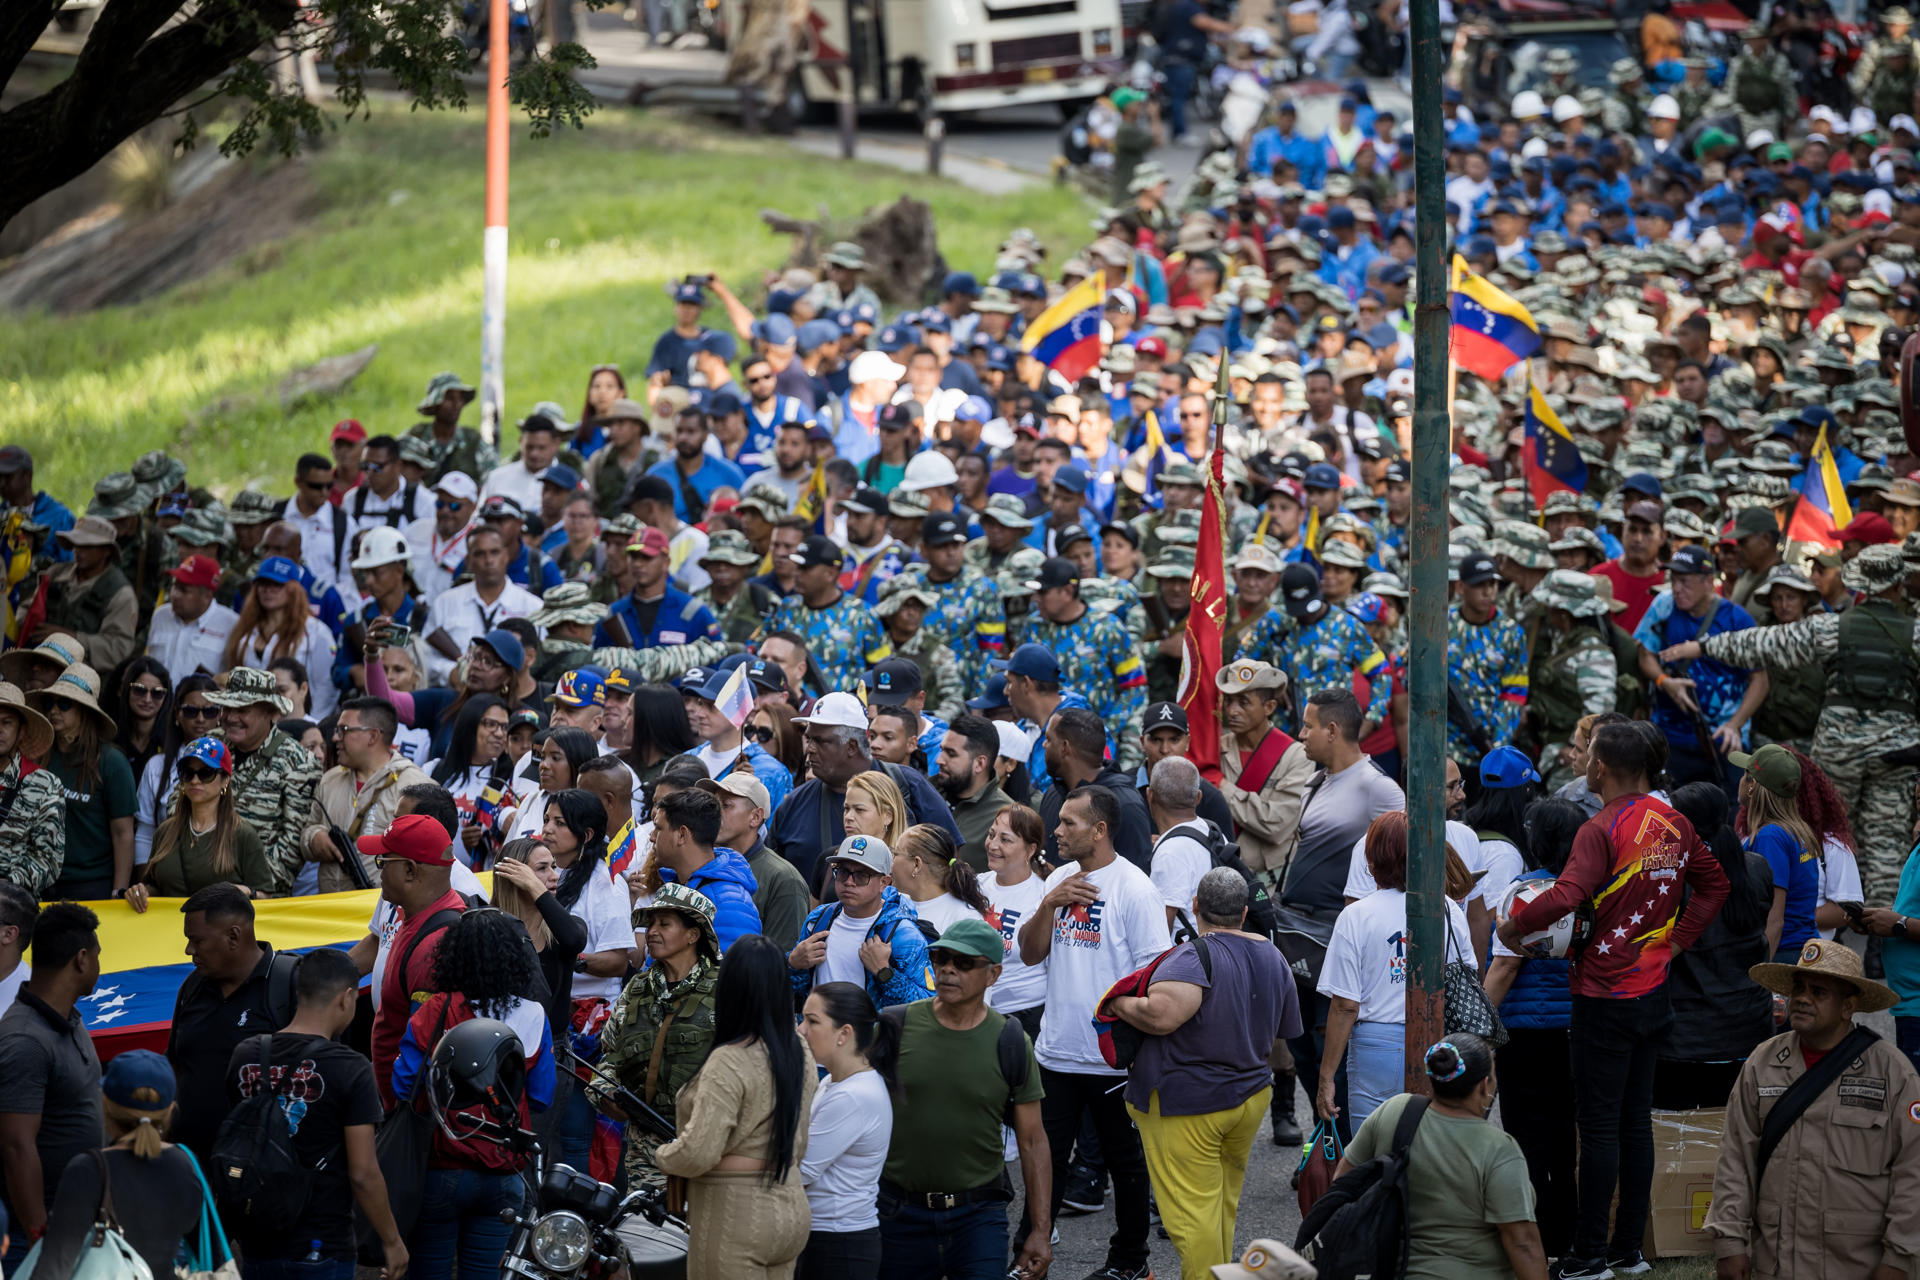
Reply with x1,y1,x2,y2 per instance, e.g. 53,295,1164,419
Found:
1404,0,1447,1095
924,113,944,176
480,0,510,449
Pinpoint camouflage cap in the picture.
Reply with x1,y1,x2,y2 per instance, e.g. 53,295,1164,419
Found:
167,508,233,549
206,666,293,714
994,546,1047,597
1574,402,1627,434
1547,525,1607,558
600,513,642,542
874,584,939,618
887,488,933,520
1856,380,1900,409
1322,512,1377,550
1538,490,1596,523
632,882,720,961
1663,508,1712,541
981,493,1036,530
1147,545,1198,579
1811,345,1859,373
1494,521,1554,570
1362,571,1409,600
87,472,143,521
1903,530,1920,568
131,450,187,506
1746,474,1793,503
529,581,610,628
417,371,477,415
1753,564,1817,598
735,482,791,522
699,529,763,567
396,435,436,467
1529,569,1614,618
1320,539,1370,570
1077,576,1140,618
229,489,283,525
1844,543,1907,594
1160,461,1205,487
1542,45,1578,71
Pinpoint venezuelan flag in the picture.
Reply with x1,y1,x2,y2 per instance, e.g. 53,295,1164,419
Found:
1450,255,1541,381
1787,426,1853,548
1020,271,1105,383
1522,373,1586,501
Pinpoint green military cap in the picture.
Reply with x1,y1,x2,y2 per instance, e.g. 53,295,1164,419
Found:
1844,543,1907,594
1160,461,1205,487
396,435,436,467
994,547,1047,597
1811,345,1860,373
1542,45,1578,72
1662,508,1712,542
1538,490,1596,523
1575,401,1627,433
887,488,933,520
981,493,1037,530
1493,521,1554,570
530,582,611,628
735,482,791,522
632,882,720,961
1529,569,1615,618
699,529,763,567
1902,530,1920,567
131,450,187,507
87,472,143,521
417,371,477,415
1156,525,1200,548
1361,571,1408,600
167,508,234,549
600,512,642,541
1322,512,1376,550
1147,545,1197,578
207,667,293,714
1319,540,1369,570
228,489,282,525
1547,526,1606,559
875,584,940,618
1856,381,1900,409
1852,464,1897,496
1531,229,1570,255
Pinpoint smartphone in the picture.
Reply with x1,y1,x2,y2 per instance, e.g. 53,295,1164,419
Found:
375,623,413,650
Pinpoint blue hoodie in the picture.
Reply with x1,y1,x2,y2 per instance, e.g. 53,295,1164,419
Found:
790,886,933,1010
661,848,762,955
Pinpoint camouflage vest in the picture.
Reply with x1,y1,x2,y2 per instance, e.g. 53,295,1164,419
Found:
1827,598,1919,715
1873,66,1919,128
48,564,131,641
1735,56,1786,112
1530,628,1604,741
531,638,593,684
606,959,719,1118
1754,654,1825,744
1607,622,1646,720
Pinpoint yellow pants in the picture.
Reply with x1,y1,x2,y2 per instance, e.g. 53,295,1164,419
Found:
1127,1086,1271,1279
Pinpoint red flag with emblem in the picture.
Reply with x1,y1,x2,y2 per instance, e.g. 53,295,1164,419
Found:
1177,444,1228,783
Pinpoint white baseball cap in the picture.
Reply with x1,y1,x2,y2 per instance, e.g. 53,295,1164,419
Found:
897,451,961,493
433,472,480,503
350,525,413,570
793,691,870,731
848,351,907,385
995,720,1031,763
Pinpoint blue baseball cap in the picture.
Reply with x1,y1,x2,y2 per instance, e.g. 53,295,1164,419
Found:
180,736,234,775
477,628,525,672
753,314,798,346
918,311,951,335
255,555,302,585
1054,464,1089,496
672,282,706,305
547,667,607,709
1622,472,1664,498
875,324,916,353
1344,592,1388,624
849,301,880,327
541,462,583,491
696,331,738,362
1327,206,1356,230
1797,405,1839,433
1377,262,1411,285
943,271,980,297
1479,745,1541,789
694,665,740,704
956,395,993,423
985,343,1015,373
966,672,1011,711
1014,273,1046,297
797,319,841,353
705,389,745,418
1303,463,1342,491
1006,643,1061,683
102,1050,176,1112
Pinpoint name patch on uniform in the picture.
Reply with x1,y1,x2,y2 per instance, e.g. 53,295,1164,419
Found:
1840,1077,1888,1109
1757,1085,1788,1098
661,631,687,645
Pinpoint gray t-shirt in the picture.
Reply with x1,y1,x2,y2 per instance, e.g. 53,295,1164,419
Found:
1282,760,1406,912
1124,932,1303,1117
0,992,103,1218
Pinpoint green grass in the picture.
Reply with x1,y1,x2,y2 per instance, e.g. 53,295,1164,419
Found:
0,102,1093,507
1653,1256,1715,1279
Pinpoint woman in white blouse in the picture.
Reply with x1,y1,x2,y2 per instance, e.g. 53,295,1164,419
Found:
221,557,339,718
796,981,894,1280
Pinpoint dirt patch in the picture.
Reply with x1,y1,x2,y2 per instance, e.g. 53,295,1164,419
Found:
0,156,320,314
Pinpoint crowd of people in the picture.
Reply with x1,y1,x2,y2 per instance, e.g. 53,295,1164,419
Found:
15,3,1920,1279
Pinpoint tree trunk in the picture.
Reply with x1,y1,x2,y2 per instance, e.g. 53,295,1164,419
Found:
759,196,948,307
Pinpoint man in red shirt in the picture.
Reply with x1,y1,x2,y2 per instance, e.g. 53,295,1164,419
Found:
1499,721,1729,1279
1593,501,1667,632
363,812,468,1109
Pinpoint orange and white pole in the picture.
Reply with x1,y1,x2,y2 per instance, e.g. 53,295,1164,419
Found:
479,0,510,447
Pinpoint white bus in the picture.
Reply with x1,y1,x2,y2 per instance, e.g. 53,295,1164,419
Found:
767,0,1126,118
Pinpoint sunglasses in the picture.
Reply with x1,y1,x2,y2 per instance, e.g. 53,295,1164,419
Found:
180,705,220,721
179,764,223,784
364,461,387,474
831,865,878,885
746,724,776,745
129,685,167,701
302,480,331,493
437,500,468,512
929,949,992,972
746,373,775,384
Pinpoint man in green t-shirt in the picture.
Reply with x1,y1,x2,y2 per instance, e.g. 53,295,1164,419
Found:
880,919,1051,1280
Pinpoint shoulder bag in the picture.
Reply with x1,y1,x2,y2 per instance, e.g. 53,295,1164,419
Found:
176,1147,241,1280
1270,770,1334,986
1442,922,1509,1048
10,1150,153,1280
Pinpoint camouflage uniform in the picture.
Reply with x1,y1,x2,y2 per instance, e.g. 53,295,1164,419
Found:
595,948,717,1191
892,627,966,724
765,592,894,694
1234,606,1390,735
0,756,67,896
1868,51,1920,129
1447,604,1530,766
1019,606,1149,769
1851,26,1920,97
882,565,1005,690
1698,547,1919,901
1525,572,1619,788
590,640,731,684
230,725,324,896
1725,30,1796,136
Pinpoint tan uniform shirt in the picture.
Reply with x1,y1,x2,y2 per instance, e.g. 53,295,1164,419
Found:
301,753,432,893
1216,730,1314,876
1706,1028,1920,1279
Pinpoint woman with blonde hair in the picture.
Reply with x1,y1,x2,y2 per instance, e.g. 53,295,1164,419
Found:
130,737,270,908
1732,743,1820,960
815,770,908,902
223,557,339,717
888,824,990,934
492,836,588,1036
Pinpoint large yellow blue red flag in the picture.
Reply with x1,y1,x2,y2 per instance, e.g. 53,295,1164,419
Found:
1787,426,1853,548
1522,373,1586,501
1020,271,1105,382
1450,254,1541,380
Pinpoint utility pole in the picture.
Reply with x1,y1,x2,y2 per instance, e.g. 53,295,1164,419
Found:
1404,0,1448,1094
479,0,510,449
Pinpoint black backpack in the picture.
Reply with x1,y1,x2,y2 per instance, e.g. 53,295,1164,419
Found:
1294,1095,1429,1280
209,1034,319,1226
880,1003,1031,1126
176,949,300,1029
1168,821,1279,945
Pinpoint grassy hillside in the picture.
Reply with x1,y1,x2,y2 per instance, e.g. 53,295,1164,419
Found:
1,103,1091,507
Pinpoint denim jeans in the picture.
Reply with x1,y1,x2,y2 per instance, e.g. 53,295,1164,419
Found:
1016,1067,1152,1272
410,1167,527,1280
244,1256,358,1280
1161,60,1197,140
878,1193,1008,1280
558,1074,595,1174
1285,981,1352,1144
1568,990,1672,1262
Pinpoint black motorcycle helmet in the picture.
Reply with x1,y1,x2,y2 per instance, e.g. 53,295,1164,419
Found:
429,1017,526,1137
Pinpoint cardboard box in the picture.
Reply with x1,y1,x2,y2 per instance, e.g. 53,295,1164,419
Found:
1643,1108,1726,1258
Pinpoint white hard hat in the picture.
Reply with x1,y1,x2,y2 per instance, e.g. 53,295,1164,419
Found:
1551,94,1584,123
1648,94,1680,120
897,450,961,493
1511,90,1547,120
350,525,413,571
1521,137,1551,160
1498,878,1577,959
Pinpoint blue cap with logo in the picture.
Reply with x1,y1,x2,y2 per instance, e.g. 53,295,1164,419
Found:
255,555,302,585
548,668,608,709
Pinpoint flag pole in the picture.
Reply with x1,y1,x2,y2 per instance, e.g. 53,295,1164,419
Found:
479,0,510,449
1405,0,1448,1096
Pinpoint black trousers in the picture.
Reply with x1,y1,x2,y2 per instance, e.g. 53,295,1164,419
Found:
1284,978,1351,1144
797,1227,881,1280
1569,991,1672,1262
1651,1058,1745,1111
1496,1027,1577,1258
1015,1066,1152,1271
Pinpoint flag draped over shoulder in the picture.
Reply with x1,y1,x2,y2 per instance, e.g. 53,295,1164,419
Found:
1787,427,1853,548
1178,446,1228,783
1450,254,1541,380
1522,373,1586,500
1020,271,1105,382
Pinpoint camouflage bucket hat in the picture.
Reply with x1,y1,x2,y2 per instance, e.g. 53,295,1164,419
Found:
888,488,933,519
736,482,791,522
632,881,720,962
995,547,1047,597
699,529,763,567
1319,539,1370,570
1753,564,1816,599
1547,526,1606,558
205,666,293,715
1843,544,1906,595
1538,490,1595,523
168,508,234,548
529,581,610,628
1159,461,1206,488
1361,571,1409,600
131,450,187,506
1529,570,1613,618
981,493,1036,530
1663,508,1712,541
1147,545,1198,578
1494,522,1553,570
874,585,939,619
417,371,477,415
88,472,143,521
228,489,283,526
397,435,437,468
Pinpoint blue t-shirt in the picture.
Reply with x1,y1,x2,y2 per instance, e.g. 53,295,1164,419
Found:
1633,595,1757,750
1886,851,1920,1018
1749,822,1818,956
645,455,748,522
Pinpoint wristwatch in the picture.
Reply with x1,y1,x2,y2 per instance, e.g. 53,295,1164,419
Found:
1898,916,1910,939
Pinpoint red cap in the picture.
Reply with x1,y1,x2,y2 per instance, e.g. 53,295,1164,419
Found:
708,493,739,516
331,419,368,444
167,554,221,590
1270,478,1306,506
1836,511,1898,546
1136,336,1170,359
627,527,670,558
357,812,455,866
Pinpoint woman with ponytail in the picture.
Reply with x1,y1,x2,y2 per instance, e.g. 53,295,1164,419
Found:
37,1050,202,1280
888,824,990,934
796,982,895,1280
1335,1034,1547,1280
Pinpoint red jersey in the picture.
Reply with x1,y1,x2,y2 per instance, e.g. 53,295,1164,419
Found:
1593,560,1665,632
373,888,469,1108
1511,793,1728,999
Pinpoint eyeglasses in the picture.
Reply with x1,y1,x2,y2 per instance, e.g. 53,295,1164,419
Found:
338,723,379,737
437,500,467,512
746,724,776,745
364,461,387,474
929,949,992,972
129,685,167,702
1446,778,1467,794
41,697,77,715
746,373,775,384
373,855,409,871
480,718,511,733
831,865,878,885
180,705,220,721
179,764,222,784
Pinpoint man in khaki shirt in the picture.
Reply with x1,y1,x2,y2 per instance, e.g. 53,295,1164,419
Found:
1706,938,1920,1280
1215,659,1313,884
301,696,430,892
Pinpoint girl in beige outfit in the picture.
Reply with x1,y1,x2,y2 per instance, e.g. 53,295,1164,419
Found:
656,936,819,1280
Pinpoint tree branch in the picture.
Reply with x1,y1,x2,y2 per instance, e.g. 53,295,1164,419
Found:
0,0,70,99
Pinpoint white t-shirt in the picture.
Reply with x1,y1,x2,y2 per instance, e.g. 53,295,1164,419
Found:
1149,820,1214,918
1319,888,1475,1024
567,860,639,1002
694,742,743,781
1820,836,1865,940
982,873,1048,1013
1471,834,1525,912
1343,821,1509,907
368,861,489,1010
912,893,983,937
822,905,878,989
1033,856,1171,1076
800,1068,893,1232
